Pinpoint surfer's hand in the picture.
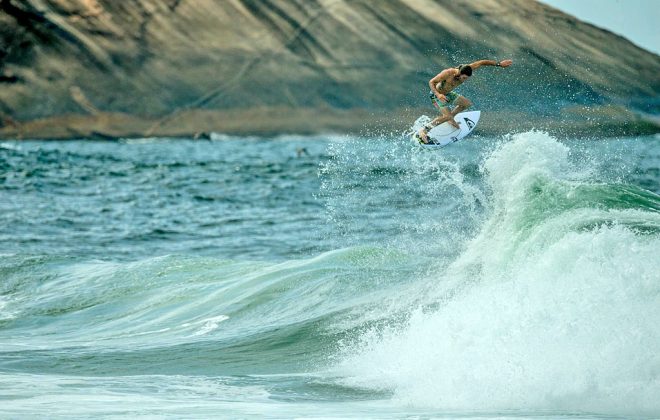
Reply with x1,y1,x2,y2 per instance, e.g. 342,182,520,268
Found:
437,94,448,103
498,59,513,67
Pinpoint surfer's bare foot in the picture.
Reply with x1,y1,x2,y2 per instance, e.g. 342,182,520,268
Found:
417,129,429,144
448,118,460,129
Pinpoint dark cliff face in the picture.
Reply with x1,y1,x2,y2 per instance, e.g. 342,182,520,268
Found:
1,0,659,137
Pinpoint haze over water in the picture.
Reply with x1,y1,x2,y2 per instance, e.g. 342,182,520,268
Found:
1,131,659,418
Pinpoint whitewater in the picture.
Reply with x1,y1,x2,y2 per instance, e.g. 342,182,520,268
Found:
0,131,658,418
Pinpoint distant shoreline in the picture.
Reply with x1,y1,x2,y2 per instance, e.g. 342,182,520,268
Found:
1,106,658,141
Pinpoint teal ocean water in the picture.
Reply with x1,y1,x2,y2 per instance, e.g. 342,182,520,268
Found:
1,131,659,418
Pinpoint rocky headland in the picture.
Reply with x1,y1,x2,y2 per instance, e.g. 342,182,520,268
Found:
1,0,659,140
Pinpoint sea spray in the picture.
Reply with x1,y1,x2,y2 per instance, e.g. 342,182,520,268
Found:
319,134,487,261
333,131,660,415
2,134,659,417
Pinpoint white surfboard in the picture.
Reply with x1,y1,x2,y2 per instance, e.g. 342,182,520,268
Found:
410,110,481,148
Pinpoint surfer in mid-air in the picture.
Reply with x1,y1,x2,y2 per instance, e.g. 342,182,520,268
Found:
416,59,513,143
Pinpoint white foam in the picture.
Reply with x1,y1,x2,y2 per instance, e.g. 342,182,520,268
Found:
191,315,230,336
0,295,18,321
334,131,660,416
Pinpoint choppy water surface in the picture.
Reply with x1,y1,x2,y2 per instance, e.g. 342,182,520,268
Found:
1,132,659,418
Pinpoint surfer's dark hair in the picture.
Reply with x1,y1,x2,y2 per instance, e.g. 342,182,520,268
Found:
458,65,473,76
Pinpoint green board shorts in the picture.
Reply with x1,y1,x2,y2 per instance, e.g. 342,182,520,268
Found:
430,91,459,109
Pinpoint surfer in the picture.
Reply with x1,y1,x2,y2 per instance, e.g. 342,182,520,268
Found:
417,59,513,143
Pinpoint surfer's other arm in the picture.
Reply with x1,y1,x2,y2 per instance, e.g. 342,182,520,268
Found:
468,59,513,70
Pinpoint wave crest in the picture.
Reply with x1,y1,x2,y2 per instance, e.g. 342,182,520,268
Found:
333,131,660,416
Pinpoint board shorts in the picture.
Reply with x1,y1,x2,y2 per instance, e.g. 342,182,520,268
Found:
430,91,460,109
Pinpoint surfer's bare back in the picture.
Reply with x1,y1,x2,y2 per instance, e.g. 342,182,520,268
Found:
417,59,513,143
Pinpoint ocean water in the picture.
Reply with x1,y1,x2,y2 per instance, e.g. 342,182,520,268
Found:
0,131,659,418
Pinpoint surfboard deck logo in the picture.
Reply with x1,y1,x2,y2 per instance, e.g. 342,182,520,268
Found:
410,111,481,148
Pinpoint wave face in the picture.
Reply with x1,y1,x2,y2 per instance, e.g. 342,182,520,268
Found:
1,132,659,417
332,132,660,415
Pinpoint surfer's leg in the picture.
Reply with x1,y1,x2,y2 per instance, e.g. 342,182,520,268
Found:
418,93,461,141
451,95,473,116
432,110,454,124
431,107,460,128
418,108,452,142
429,92,463,128
433,96,471,129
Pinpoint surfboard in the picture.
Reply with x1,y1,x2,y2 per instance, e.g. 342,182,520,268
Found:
410,110,481,148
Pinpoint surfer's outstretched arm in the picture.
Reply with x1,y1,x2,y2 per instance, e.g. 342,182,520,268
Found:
468,59,513,70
